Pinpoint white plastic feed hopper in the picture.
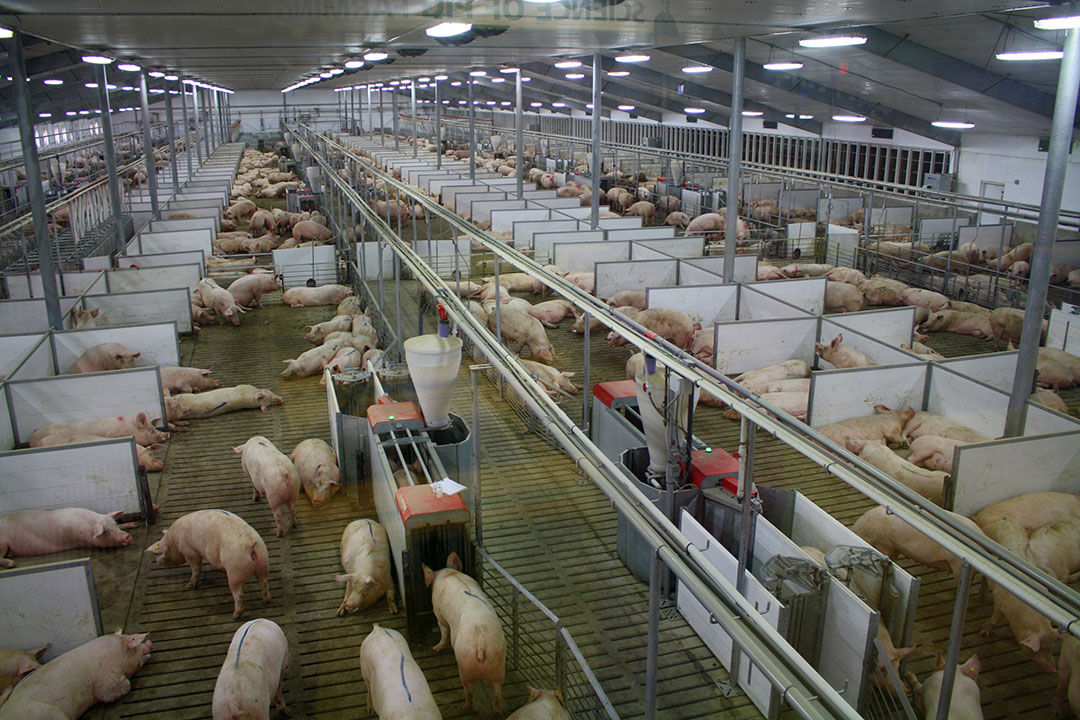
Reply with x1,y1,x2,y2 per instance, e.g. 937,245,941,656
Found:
404,334,462,428
635,358,698,477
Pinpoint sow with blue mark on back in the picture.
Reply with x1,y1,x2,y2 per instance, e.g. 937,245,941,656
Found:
360,624,441,720
211,618,290,720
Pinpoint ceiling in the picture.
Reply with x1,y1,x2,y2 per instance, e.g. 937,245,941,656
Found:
1,1,1078,143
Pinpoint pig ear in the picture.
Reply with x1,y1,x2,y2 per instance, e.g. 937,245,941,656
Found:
201,369,212,376
814,343,825,354
16,657,38,675
895,646,917,660
133,352,141,358
32,644,50,660
961,655,981,680
108,510,124,521
562,371,576,378
831,334,842,348
934,650,946,671
90,308,100,317
527,686,542,702
232,445,245,454
362,575,376,587
446,551,463,571
136,412,148,425
93,523,105,538
1019,632,1042,653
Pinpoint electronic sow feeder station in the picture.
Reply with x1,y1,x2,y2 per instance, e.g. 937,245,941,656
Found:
596,353,921,717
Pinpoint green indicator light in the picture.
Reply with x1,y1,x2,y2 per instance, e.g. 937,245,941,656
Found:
388,415,395,421
705,447,713,453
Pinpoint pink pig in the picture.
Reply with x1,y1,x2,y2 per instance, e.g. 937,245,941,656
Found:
233,436,299,536
0,508,134,568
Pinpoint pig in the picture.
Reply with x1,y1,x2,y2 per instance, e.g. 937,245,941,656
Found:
203,285,248,325
192,303,216,325
215,233,249,254
338,296,364,316
572,306,639,335
920,310,992,338
71,342,140,374
1028,519,1080,583
848,439,948,504
906,654,983,720
146,509,270,619
322,331,376,356
280,344,344,379
606,290,647,310
360,625,441,720
159,366,219,394
72,307,99,328
508,687,572,720
424,552,506,714
362,348,385,371
0,508,133,568
757,263,786,281
352,313,376,336
30,411,166,448
989,307,1026,348
634,307,698,349
902,287,950,312
903,411,990,444
165,384,283,420
290,438,340,508
907,435,965,474
211,619,289,720
1051,264,1076,285
519,358,578,396
281,284,353,307
627,201,656,224
825,266,867,285
825,281,864,313
1031,388,1070,414
733,360,811,394
1039,348,1080,390
526,300,574,327
781,263,833,278
664,211,690,228
1010,260,1031,277
947,300,990,316
228,272,280,308
233,436,299,537
0,630,151,720
304,315,354,344
484,272,536,292
973,491,1080,534
859,276,908,306
336,519,397,615
0,645,49,706
27,431,164,471
685,212,723,236
563,272,595,294
1070,269,1080,289
1056,636,1080,719
691,327,716,363
248,209,275,235
818,405,915,449
488,306,556,364
756,391,809,420
815,333,874,368
853,505,982,582
225,198,257,219
322,347,364,381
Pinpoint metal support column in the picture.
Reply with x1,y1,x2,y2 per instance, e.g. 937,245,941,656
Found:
644,550,661,720
724,37,746,282
380,90,385,145
469,80,476,182
193,86,206,163
139,71,162,218
411,79,418,158
1005,27,1080,437
436,82,442,169
590,53,601,229
515,70,524,200
7,30,62,327
392,90,399,151
202,88,212,155
97,65,126,256
179,77,193,179
933,563,974,720
164,81,180,189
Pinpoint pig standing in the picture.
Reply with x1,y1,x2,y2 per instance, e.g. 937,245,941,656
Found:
627,200,656,224
211,619,289,720
1056,636,1080,719
145,509,271,620
233,436,299,537
0,508,132,568
290,438,340,507
0,630,152,720
906,654,983,720
0,645,49,706
228,273,281,308
488,305,556,364
424,552,506,714
634,307,698,349
281,284,353,307
508,687,572,720
815,334,874,368
203,285,248,325
853,505,982,582
989,307,1026,348
159,366,219,394
72,307,99,328
360,624,441,720
71,342,140,373
165,384,283,420
336,519,397,615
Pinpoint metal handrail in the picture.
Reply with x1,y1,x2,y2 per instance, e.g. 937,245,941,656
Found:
0,123,168,175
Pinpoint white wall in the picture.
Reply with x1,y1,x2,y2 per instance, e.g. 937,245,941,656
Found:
955,133,1080,212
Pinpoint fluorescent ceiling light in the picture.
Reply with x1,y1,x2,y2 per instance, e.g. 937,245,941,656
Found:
105,83,116,89
85,82,99,88
78,109,90,115
554,60,581,69
607,70,629,77
684,107,706,114
458,100,467,104
833,114,866,122
742,110,764,116
117,63,140,72
434,74,448,81
1034,15,1080,30
799,35,866,48
932,120,976,129
500,101,511,106
485,100,496,105
530,102,542,107
121,85,135,91
586,103,593,109
996,50,1063,61
418,76,430,81
38,112,51,118
799,114,814,119
442,99,450,104
450,80,462,86
364,51,388,61
345,60,364,69
427,21,472,38
615,53,650,63
330,68,344,75
521,76,530,82
168,89,179,94
681,66,713,74
469,70,487,76
320,71,333,79
93,109,101,113
149,88,165,93
617,104,635,111
148,71,165,78
551,102,566,107
523,0,562,3
500,67,519,74
66,111,77,116
0,27,12,39
399,78,411,83
763,61,804,71
164,74,178,81
82,54,113,64
491,77,506,83
43,78,63,85
565,73,585,79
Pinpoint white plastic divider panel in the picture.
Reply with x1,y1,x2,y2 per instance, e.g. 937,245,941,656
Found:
781,189,821,214
827,307,916,349
167,198,226,211
682,255,759,283
608,227,675,241
818,320,919,368
148,217,217,236
678,262,726,286
0,297,80,334
51,323,181,375
749,278,827,316
790,492,919,645
744,181,783,203
513,220,582,248
161,205,221,230
594,259,678,300
629,244,673,261
0,559,103,661
936,351,1019,393
818,196,864,222
4,271,106,300
325,367,341,459
172,192,228,207
807,364,928,429
80,289,194,333
273,246,338,288
1050,239,1080,268
356,240,397,281
120,250,206,270
7,367,168,445
918,216,970,242
949,431,1080,516
678,511,783,720
108,264,203,293
464,197,523,222
413,239,471,279
0,439,142,514
739,286,813,321
0,333,53,382
713,317,819,376
1047,307,1080,355
958,224,1013,250
597,217,643,230
1023,400,1080,437
788,222,817,240
491,208,551,234
534,230,606,259
128,229,213,256
634,237,706,258
646,285,738,327
82,256,111,271
867,207,914,227
552,241,630,274
442,184,492,210
925,365,1010,439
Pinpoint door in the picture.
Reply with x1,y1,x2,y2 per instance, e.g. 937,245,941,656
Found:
979,181,1005,225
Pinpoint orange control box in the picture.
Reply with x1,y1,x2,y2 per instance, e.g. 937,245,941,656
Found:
367,401,425,434
593,380,638,409
688,448,740,494
395,484,470,529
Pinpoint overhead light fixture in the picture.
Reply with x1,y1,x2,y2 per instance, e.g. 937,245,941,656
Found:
617,104,635,111
763,61,804,71
330,68,344,75
434,74,448,81
78,109,90,115
469,69,487,76
399,78,411,83
65,110,77,116
500,67,519,74
345,59,365,69
441,99,449,104
833,114,866,122
105,83,116,89
932,120,976,129
1034,15,1080,30
149,87,165,94
117,63,141,72
164,74,178,81
38,112,52,118
93,109,101,113
742,110,764,116
427,21,472,38
418,76,431,81
614,53,650,63
148,71,165,78
565,72,585,79
485,100,496,105
684,107,706,114
607,70,629,77
586,103,594,109
458,99,467,104
450,80,462,86
84,82,99,88
168,89,179,94
996,50,1064,61
798,114,814,119
500,100,512,106
521,76,530,82
320,71,333,78
523,0,562,3
530,102,542,107
364,51,389,61
491,77,506,83
681,66,713,74
82,54,113,64
43,78,63,85
799,35,866,48
0,27,12,39
554,60,581,69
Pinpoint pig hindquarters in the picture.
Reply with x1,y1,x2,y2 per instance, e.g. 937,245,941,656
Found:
212,619,289,720
234,437,299,537
360,624,441,720
336,519,397,616
508,687,572,720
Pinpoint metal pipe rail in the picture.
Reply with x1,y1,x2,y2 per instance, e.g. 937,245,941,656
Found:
302,124,1080,642
292,127,862,720
0,123,169,175
411,113,1080,234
